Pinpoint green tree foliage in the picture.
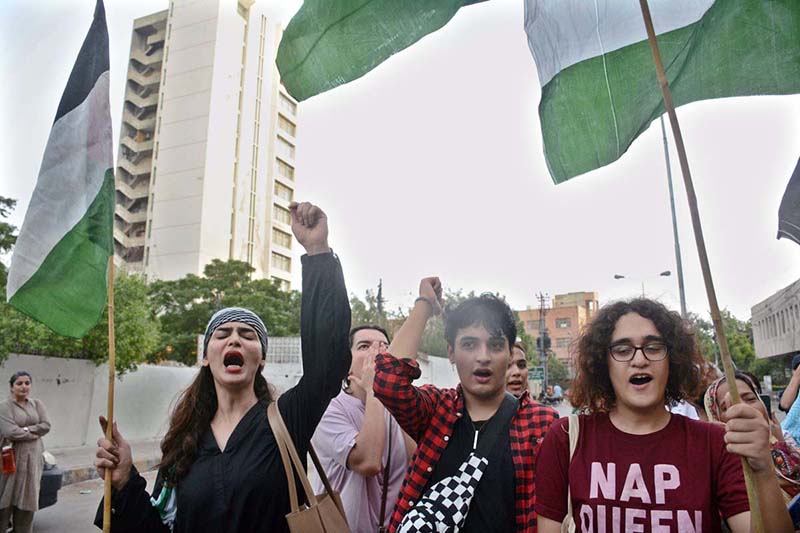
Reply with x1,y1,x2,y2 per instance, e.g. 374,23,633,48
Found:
687,309,788,387
150,259,301,365
0,196,18,285
0,197,16,255
546,353,569,385
0,272,159,374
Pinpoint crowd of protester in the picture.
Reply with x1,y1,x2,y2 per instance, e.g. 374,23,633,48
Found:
89,201,799,532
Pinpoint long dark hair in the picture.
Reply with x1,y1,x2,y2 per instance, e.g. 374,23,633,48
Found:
158,366,273,482
571,298,703,412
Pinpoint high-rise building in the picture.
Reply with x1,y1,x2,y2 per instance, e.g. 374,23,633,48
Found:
114,0,298,290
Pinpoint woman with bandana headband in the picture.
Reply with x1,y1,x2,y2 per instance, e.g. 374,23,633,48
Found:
706,371,800,504
92,202,352,533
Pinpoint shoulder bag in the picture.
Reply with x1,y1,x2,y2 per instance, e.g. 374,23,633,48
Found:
267,401,350,533
561,414,579,533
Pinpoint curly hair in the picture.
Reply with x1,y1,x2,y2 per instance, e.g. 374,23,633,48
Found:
570,298,703,413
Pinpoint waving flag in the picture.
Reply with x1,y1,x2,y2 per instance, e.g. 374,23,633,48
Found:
525,0,800,183
6,0,114,338
277,0,487,102
778,158,800,246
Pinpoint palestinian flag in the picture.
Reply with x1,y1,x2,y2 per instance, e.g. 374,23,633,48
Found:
524,0,800,183
277,0,487,102
6,0,114,338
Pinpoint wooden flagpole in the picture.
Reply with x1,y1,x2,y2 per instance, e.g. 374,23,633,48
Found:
636,1,764,530
103,255,116,533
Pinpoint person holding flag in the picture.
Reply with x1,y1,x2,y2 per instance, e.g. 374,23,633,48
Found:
534,298,792,532
92,202,352,532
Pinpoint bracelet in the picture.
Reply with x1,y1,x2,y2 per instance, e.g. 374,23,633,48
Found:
414,296,436,314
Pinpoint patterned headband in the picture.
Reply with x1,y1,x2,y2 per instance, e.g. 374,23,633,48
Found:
203,307,268,359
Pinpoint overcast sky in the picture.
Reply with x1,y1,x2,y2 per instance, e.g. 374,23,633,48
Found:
2,0,799,324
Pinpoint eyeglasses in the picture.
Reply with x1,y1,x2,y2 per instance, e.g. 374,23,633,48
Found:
608,342,668,362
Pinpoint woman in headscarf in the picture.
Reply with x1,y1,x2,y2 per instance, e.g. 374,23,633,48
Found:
706,371,800,503
0,371,51,533
93,202,352,532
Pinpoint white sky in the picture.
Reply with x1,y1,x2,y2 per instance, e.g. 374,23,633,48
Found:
2,0,799,322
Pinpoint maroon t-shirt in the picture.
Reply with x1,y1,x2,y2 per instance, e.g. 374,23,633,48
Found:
535,413,749,532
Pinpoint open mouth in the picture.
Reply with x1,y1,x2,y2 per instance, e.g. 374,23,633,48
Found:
224,352,244,368
474,368,492,383
629,374,653,386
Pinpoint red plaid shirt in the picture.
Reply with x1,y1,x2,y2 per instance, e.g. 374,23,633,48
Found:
374,353,559,532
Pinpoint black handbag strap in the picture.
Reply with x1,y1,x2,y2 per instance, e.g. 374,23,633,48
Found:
378,417,393,532
474,393,518,458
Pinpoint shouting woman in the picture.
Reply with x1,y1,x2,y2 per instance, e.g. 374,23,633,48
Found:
93,202,351,532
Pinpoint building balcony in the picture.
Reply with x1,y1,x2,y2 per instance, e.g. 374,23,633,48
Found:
122,109,155,131
131,47,163,68
118,157,151,180
120,136,154,157
115,205,147,224
115,173,149,198
114,227,145,249
127,66,160,88
125,90,158,110
146,30,165,47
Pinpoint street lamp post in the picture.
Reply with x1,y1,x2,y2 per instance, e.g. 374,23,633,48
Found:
613,271,671,297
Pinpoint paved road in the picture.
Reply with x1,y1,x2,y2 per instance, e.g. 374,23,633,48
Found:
34,470,157,532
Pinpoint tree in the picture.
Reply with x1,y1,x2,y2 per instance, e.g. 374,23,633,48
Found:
687,309,788,386
546,353,569,386
0,196,18,289
0,272,159,374
150,259,301,365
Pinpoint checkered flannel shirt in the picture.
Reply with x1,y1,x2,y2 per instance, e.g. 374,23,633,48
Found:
374,353,559,533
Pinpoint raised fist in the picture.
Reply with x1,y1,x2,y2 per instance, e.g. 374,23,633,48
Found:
419,277,444,316
289,202,330,255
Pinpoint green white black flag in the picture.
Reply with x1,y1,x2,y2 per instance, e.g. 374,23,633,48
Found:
7,0,114,338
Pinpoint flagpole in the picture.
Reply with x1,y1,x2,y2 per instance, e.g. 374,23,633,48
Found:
660,116,687,318
637,1,763,531
103,255,116,533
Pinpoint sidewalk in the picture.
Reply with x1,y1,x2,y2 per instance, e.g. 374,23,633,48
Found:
50,438,162,486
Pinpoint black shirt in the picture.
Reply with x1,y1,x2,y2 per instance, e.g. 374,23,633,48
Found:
95,252,351,532
427,400,516,532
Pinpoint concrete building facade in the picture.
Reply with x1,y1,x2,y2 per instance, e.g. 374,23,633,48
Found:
752,279,800,359
114,0,298,289
517,291,599,366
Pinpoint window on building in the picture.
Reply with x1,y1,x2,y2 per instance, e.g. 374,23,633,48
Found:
556,337,571,348
556,318,571,329
271,252,291,272
271,277,290,291
276,159,295,181
277,137,295,160
274,181,293,202
273,204,291,225
272,228,291,249
279,93,297,115
526,320,537,331
278,114,296,137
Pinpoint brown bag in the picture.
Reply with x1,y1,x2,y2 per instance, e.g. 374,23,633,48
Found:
267,402,350,533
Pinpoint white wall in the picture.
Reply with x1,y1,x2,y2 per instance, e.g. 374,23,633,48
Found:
4,352,460,450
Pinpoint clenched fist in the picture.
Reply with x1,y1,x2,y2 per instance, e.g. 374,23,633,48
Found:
289,202,330,256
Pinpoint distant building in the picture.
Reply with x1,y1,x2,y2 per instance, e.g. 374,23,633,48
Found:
114,0,297,289
516,291,599,369
752,279,800,359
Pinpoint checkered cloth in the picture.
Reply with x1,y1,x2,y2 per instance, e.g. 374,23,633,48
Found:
397,454,488,533
374,353,560,533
